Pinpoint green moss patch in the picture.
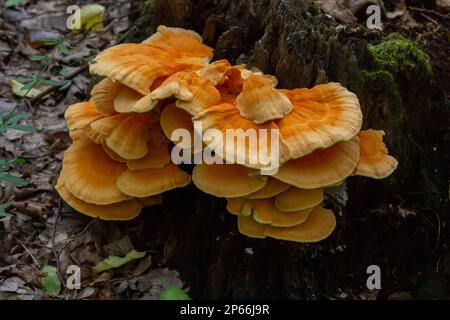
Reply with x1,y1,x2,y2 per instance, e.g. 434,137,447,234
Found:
368,33,432,77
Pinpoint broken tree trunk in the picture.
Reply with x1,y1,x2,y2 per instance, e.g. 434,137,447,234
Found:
124,0,448,299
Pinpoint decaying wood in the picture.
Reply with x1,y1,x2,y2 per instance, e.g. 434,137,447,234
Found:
127,0,449,299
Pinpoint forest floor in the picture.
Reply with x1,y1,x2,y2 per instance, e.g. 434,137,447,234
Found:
0,0,449,300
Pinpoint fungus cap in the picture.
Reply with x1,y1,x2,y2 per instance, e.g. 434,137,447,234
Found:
160,103,194,149
249,198,312,227
84,122,106,144
278,82,362,159
116,163,191,197
273,137,360,189
195,60,233,85
354,129,398,179
149,71,221,115
65,101,102,132
90,26,212,95
236,74,293,124
127,124,171,170
193,103,292,168
56,179,141,220
102,144,127,163
90,78,122,116
245,178,290,199
216,67,244,103
142,25,213,60
90,44,206,95
62,137,130,205
192,163,267,198
105,112,156,160
226,197,247,216
114,86,144,113
275,187,324,212
240,67,278,86
69,129,85,141
238,206,336,243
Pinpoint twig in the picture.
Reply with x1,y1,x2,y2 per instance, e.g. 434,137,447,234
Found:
86,8,141,33
420,13,440,25
18,240,41,268
409,6,450,20
29,64,89,105
58,218,98,253
20,240,51,249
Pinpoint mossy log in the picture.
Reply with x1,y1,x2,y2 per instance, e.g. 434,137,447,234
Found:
124,0,449,299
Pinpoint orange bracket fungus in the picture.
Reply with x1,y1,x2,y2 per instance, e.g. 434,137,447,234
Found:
57,26,398,243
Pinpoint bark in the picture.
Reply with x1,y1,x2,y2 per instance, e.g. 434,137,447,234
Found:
126,0,449,299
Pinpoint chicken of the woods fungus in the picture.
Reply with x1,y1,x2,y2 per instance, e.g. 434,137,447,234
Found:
57,25,398,243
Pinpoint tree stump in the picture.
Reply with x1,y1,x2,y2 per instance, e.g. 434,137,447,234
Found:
124,0,449,299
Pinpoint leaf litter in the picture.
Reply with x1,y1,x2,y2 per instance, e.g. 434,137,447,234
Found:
0,0,188,300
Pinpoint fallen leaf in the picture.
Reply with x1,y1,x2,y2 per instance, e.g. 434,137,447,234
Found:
68,4,106,32
93,250,146,274
315,0,357,24
0,276,26,293
77,287,96,300
41,265,61,297
10,265,42,287
103,235,134,257
133,255,152,277
10,79,41,98
5,0,24,8
160,287,190,300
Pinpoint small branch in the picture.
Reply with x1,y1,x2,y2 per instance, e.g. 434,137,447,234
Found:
419,13,439,25
29,64,89,105
18,240,41,268
409,6,450,20
57,218,98,253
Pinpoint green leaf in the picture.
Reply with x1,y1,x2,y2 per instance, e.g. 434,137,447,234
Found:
160,287,191,300
30,55,51,63
43,39,58,46
10,124,35,132
56,43,71,55
5,111,27,126
76,4,106,32
5,0,23,7
58,66,70,77
14,158,26,165
10,79,42,98
42,266,61,297
20,82,36,91
11,76,33,83
0,202,12,211
40,79,70,86
0,173,27,186
93,250,146,274
0,202,13,217
0,211,12,218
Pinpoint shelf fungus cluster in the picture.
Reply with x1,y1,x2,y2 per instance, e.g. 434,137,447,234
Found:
56,26,398,242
